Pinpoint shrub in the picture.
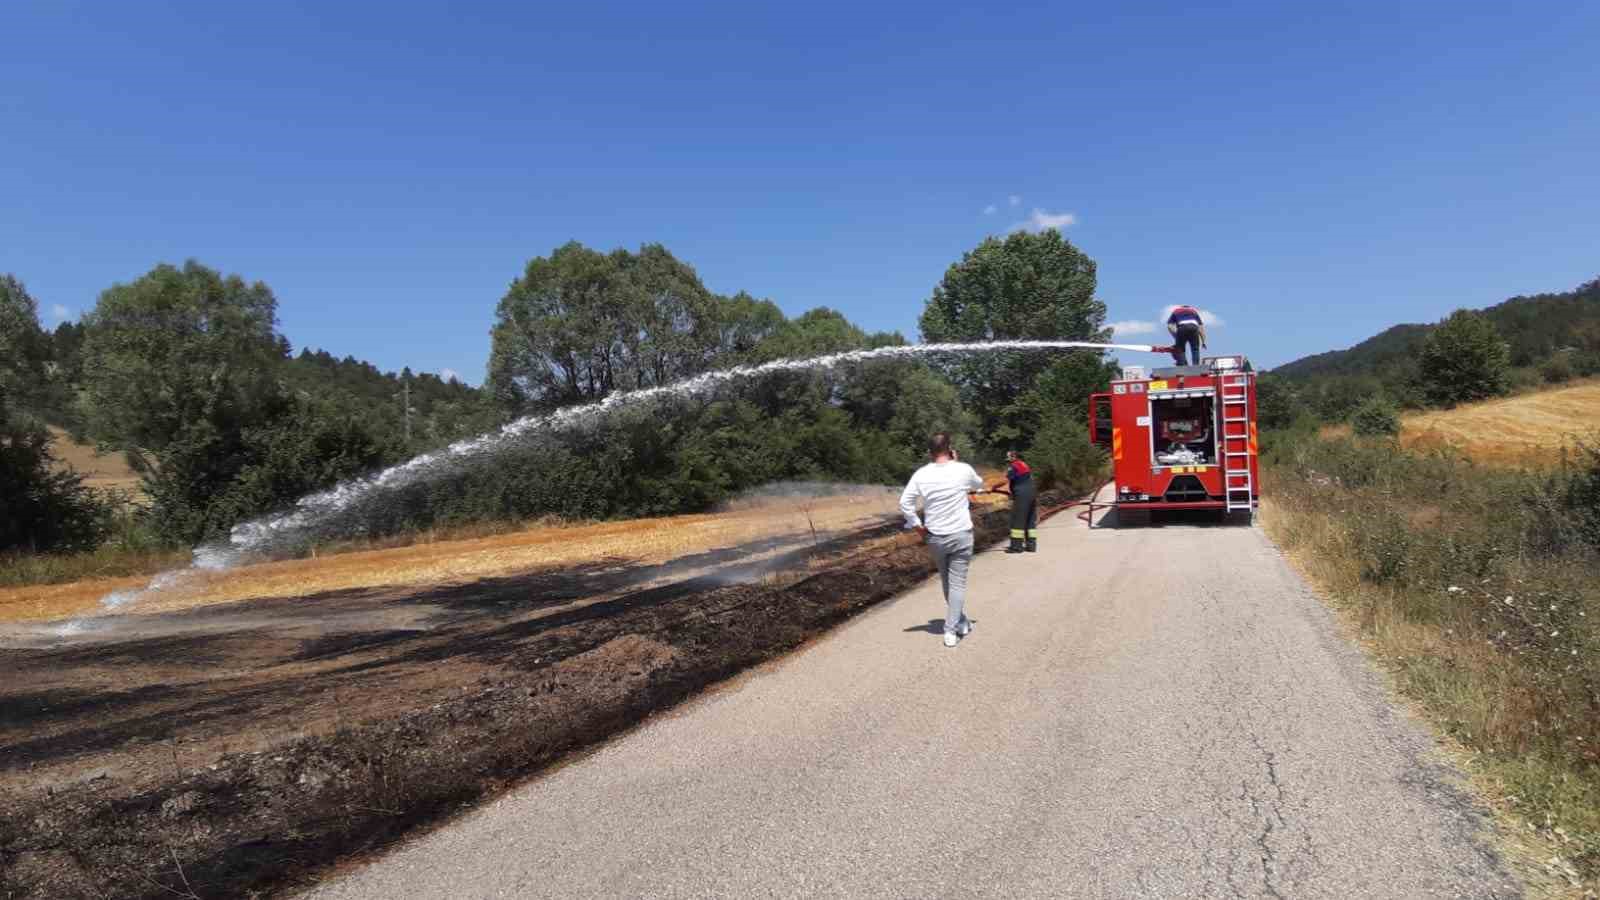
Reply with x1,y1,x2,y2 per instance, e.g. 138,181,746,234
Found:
1540,353,1574,384
1350,395,1400,437
1025,412,1105,494
0,418,109,553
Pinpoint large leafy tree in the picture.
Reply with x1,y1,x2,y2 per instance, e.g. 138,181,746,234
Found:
79,261,287,462
1415,309,1511,408
77,261,394,544
715,291,787,363
489,242,726,413
919,230,1114,446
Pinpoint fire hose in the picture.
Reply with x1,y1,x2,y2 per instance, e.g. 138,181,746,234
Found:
984,477,1115,533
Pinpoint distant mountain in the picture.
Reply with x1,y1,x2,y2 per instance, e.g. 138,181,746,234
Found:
1274,277,1600,380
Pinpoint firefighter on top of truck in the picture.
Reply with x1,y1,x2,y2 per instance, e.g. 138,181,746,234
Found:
1166,305,1207,366
992,450,1039,554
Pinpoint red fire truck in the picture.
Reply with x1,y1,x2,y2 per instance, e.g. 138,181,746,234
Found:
1088,354,1258,523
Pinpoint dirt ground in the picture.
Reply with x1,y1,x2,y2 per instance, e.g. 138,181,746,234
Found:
0,486,1032,899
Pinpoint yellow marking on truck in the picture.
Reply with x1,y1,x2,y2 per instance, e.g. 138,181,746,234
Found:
1149,380,1168,391
1112,427,1123,461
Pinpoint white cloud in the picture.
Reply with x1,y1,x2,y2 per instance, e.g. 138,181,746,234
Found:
1008,194,1022,207
1160,305,1225,328
49,304,71,322
982,204,998,216
1109,320,1158,336
1009,208,1078,233
441,368,461,383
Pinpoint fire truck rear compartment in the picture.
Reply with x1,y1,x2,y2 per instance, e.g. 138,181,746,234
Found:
1150,395,1217,468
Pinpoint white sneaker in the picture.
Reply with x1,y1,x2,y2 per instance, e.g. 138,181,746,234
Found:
958,619,973,637
943,631,960,648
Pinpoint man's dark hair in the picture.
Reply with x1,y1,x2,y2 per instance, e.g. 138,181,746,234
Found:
928,432,952,457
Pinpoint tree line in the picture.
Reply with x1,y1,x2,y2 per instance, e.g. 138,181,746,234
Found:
1259,277,1600,433
2,230,1114,558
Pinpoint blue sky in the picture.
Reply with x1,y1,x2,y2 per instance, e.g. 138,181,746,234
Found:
5,2,1596,380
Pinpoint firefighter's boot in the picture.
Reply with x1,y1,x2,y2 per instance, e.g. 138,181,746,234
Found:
1007,533,1025,553
1025,533,1038,553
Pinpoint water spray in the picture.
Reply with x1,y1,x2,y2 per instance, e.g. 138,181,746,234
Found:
73,339,1156,627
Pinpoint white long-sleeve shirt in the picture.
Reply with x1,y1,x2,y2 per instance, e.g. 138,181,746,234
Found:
899,460,984,536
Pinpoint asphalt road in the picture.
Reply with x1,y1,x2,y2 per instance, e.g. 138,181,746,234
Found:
309,501,1521,899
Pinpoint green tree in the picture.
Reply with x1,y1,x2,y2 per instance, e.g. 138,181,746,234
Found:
1026,411,1105,492
0,281,106,553
745,307,871,363
918,230,1110,446
76,261,398,544
1351,395,1401,437
714,291,787,363
0,409,107,553
1000,354,1119,448
488,242,725,413
1414,309,1511,408
78,261,286,462
0,275,50,408
1254,373,1303,431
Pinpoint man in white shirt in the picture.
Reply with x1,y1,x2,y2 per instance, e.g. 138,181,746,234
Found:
899,432,986,647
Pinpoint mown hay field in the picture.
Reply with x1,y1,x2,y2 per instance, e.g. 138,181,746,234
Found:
1319,380,1600,467
1401,381,1600,466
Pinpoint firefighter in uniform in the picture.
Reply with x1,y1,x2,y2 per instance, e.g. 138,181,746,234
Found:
1166,304,1207,366
995,450,1038,553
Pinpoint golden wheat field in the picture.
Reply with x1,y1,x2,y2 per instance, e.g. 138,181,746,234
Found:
1400,380,1600,466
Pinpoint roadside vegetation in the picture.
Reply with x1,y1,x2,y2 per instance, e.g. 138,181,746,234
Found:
1262,427,1600,885
1,230,1110,587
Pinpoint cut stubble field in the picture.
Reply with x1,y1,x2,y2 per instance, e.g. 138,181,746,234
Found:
1403,380,1600,466
1322,379,1600,467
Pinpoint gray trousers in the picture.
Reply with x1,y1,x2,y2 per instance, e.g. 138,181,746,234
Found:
926,530,974,634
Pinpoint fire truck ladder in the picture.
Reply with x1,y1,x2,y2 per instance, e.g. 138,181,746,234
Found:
1218,369,1256,515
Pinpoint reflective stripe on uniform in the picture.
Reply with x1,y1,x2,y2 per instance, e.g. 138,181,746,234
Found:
1010,529,1025,539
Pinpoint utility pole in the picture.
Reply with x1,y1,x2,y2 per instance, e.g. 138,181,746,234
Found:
396,373,414,445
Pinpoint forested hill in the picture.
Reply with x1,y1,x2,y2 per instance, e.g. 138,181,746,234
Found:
283,349,491,450
1275,277,1600,380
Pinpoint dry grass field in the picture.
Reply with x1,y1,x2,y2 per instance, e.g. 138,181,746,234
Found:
0,483,1008,625
1320,380,1600,468
1399,380,1600,466
45,426,144,495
